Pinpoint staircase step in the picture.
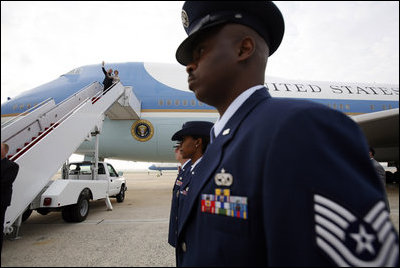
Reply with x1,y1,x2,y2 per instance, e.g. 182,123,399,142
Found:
16,148,22,152
7,155,13,159
24,142,30,146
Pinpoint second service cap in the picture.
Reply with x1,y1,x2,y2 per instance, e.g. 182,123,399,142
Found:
176,1,285,65
171,121,214,141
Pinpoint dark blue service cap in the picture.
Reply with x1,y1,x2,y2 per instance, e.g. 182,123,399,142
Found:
176,1,285,66
171,121,214,141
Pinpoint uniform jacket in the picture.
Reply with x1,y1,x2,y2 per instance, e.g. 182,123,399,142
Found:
1,158,19,207
176,88,398,267
168,160,192,247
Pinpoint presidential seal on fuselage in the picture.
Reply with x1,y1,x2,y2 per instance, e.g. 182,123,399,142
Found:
131,119,154,142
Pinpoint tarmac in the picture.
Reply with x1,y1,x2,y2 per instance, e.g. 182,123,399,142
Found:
1,171,399,267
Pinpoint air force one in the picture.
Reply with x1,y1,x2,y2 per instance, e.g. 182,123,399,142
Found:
1,62,399,165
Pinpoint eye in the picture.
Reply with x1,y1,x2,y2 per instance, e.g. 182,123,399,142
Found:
193,46,206,62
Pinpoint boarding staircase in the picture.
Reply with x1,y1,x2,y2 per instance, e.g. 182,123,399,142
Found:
1,82,141,233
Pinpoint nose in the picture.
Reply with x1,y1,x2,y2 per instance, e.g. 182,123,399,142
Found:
186,61,197,74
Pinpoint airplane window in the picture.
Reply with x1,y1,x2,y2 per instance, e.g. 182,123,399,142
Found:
183,100,188,106
191,100,196,106
19,104,24,110
389,104,392,109
382,105,386,110
13,105,17,110
370,105,375,111
339,104,343,110
167,100,172,106
198,102,204,106
175,100,180,106
158,100,164,106
332,104,337,109
27,104,31,109
345,104,350,110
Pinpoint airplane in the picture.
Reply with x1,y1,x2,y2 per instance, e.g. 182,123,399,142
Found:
148,163,179,177
1,62,399,166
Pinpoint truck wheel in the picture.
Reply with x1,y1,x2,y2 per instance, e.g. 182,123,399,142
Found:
62,191,90,222
37,208,50,215
116,185,126,203
72,191,90,222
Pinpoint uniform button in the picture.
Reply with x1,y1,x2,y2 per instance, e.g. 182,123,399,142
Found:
181,242,187,252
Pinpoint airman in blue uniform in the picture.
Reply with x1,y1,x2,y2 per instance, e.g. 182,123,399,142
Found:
174,1,399,266
168,121,213,250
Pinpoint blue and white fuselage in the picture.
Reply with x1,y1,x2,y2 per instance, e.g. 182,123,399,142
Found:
1,62,398,162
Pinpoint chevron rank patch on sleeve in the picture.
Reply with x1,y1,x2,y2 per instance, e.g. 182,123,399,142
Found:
313,194,399,267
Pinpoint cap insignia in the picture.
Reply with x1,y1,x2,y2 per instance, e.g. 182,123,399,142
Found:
181,10,189,28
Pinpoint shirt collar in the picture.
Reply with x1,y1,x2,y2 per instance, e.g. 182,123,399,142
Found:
190,156,203,172
212,85,264,138
182,159,191,170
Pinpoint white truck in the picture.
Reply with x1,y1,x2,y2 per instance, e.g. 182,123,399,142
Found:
22,161,127,223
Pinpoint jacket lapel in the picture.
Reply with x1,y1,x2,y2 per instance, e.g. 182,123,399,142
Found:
178,88,271,234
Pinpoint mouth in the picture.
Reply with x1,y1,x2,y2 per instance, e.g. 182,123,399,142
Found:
188,76,196,92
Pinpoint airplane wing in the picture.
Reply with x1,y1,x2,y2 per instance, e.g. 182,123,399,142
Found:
351,108,399,162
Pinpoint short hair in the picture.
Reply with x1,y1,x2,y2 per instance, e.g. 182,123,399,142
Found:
369,146,375,156
192,135,211,153
2,143,9,153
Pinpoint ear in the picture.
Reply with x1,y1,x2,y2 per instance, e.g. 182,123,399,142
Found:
237,36,255,61
194,138,202,148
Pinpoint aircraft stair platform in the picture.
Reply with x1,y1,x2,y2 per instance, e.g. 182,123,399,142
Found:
1,82,141,233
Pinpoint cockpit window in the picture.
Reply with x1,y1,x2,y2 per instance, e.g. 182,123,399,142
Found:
63,68,82,75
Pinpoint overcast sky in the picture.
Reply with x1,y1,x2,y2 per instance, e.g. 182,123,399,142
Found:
1,1,399,169
1,1,399,105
